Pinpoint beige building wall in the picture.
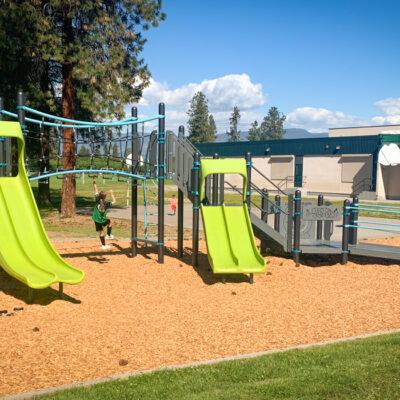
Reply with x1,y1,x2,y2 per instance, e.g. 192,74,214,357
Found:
329,125,400,137
223,154,374,196
224,156,295,191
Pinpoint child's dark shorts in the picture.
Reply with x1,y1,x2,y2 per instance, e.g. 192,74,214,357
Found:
94,219,111,231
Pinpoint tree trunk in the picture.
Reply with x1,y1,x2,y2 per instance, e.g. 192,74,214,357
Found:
38,125,51,205
60,9,76,217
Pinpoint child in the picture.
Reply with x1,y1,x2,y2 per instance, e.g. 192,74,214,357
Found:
169,194,177,216
92,179,116,250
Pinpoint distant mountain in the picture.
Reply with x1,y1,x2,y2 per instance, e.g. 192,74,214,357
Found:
216,128,328,142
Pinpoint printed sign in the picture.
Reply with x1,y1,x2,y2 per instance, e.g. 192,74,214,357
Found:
302,205,341,221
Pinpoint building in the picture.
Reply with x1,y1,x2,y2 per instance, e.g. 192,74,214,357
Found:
196,133,400,200
329,124,400,137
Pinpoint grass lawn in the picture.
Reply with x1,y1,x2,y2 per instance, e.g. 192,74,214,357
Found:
40,333,400,400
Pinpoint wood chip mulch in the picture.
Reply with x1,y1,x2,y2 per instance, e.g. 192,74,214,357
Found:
0,239,399,396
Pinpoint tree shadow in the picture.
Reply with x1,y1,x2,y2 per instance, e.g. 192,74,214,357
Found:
0,270,81,306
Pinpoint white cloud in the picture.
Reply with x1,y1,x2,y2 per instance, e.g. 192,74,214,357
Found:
372,97,400,125
286,107,363,133
140,74,266,112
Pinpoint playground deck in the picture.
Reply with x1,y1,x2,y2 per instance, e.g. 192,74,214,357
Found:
0,238,399,397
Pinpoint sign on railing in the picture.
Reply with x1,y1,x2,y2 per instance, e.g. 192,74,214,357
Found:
302,205,341,221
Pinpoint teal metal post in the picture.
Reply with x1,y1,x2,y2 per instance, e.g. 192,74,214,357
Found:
212,153,219,205
341,199,350,265
192,152,200,266
245,152,252,210
157,103,165,264
293,190,301,266
177,125,185,258
131,106,138,257
349,196,359,245
316,194,324,240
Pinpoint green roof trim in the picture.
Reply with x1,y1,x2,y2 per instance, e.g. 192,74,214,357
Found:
196,135,385,158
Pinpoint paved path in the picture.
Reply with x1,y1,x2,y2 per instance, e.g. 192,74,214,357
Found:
105,206,400,240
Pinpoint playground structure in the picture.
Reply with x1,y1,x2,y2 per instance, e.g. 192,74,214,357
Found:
1,90,400,300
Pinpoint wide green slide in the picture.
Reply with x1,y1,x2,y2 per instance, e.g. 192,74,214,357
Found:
0,122,84,289
200,159,265,274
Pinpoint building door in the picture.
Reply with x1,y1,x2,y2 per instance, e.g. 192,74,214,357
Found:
294,157,303,187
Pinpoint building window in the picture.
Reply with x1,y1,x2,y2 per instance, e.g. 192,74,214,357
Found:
341,155,372,183
270,156,294,180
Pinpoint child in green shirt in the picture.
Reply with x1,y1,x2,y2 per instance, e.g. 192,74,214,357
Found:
92,179,116,250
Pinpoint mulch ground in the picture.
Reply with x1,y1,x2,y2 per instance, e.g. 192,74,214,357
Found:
0,239,399,396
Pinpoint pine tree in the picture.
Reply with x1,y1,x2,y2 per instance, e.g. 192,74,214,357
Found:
259,107,286,140
187,92,215,143
208,114,217,141
248,120,260,141
227,106,241,142
0,1,166,216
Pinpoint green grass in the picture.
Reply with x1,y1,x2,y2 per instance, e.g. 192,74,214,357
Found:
40,333,400,400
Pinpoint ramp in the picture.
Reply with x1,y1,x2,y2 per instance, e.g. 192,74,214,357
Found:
201,204,265,274
0,122,84,289
250,212,286,249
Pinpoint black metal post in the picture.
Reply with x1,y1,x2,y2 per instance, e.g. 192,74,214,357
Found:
293,189,301,266
177,126,185,258
260,188,268,254
157,103,165,264
341,199,350,265
192,152,201,266
0,97,3,120
245,152,252,210
17,90,25,131
131,106,138,257
212,153,219,205
349,196,359,245
219,174,224,205
274,194,281,232
316,194,324,240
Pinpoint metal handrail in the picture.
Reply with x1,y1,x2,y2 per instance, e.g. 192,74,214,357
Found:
251,164,287,195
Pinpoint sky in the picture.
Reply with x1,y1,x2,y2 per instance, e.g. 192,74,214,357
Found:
129,0,400,133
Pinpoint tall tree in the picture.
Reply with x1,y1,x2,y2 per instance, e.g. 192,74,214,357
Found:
227,106,241,142
187,92,215,143
259,107,286,140
248,120,260,141
208,114,217,140
0,1,166,216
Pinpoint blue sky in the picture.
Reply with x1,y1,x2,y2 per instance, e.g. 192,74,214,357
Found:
134,0,400,133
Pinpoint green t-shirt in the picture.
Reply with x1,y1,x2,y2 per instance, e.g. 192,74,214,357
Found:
92,194,112,224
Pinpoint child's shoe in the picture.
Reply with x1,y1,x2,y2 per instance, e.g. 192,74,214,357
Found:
101,244,111,250
105,235,114,240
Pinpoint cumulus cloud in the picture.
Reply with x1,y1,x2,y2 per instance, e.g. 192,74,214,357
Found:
140,74,266,111
286,107,363,133
372,97,400,125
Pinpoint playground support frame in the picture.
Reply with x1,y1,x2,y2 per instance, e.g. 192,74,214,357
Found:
349,196,359,245
177,125,185,258
316,194,324,240
274,194,281,232
131,106,138,258
192,152,201,267
341,199,350,265
245,152,252,210
293,189,301,266
157,103,165,264
260,188,269,254
212,153,219,205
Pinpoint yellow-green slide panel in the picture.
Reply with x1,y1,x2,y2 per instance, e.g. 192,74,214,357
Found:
0,122,84,289
201,203,265,274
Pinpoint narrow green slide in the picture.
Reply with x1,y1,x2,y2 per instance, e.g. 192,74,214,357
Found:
0,122,84,289
200,159,265,274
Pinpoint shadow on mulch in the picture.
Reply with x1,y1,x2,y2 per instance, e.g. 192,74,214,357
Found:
262,237,399,268
0,270,81,306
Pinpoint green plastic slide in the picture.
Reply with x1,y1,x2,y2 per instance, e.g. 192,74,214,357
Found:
0,122,84,289
200,159,265,274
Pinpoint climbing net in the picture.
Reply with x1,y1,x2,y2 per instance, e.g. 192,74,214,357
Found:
0,103,166,243
0,105,162,181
